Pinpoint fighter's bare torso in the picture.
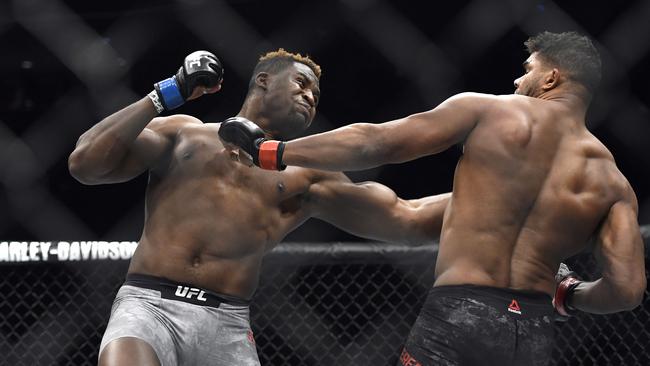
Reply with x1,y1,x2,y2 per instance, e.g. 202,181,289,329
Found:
128,116,320,299
434,94,632,295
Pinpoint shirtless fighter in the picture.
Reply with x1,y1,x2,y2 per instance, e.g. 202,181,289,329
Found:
220,32,647,365
68,49,450,366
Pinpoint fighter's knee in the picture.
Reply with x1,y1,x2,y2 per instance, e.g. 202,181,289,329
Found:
98,337,160,366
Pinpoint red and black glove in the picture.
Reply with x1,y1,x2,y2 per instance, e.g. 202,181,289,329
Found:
218,117,286,170
553,263,583,318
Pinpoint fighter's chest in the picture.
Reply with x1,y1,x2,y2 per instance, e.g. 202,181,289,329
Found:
170,133,312,202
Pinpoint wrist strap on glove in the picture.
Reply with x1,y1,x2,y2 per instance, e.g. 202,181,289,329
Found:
258,141,286,171
148,90,165,114
153,76,185,111
553,276,581,317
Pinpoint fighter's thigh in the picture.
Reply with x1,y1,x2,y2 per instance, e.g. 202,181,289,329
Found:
199,310,260,365
98,337,160,366
99,287,175,364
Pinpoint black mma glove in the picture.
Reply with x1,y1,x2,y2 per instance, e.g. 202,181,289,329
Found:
553,262,583,318
218,117,286,170
149,51,224,113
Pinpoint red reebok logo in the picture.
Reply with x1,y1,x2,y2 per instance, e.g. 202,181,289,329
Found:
400,349,422,366
508,299,522,315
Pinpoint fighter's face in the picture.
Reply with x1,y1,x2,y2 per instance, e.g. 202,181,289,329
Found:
262,62,320,140
513,53,547,97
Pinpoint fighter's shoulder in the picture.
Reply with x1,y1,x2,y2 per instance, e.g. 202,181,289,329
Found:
446,92,499,106
487,94,537,109
477,94,550,122
603,156,637,209
601,165,639,213
582,132,614,160
585,136,637,208
147,114,204,135
447,93,521,115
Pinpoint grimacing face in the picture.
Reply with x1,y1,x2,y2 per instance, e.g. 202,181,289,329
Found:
262,62,320,140
513,52,548,97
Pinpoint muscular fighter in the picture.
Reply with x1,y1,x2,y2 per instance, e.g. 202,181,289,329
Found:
221,32,647,365
68,49,450,366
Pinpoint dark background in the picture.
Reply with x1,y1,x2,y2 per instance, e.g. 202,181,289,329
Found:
1,0,649,243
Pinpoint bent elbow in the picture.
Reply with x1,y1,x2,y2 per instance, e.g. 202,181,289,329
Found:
629,277,647,309
68,150,103,185
618,277,646,311
620,294,644,312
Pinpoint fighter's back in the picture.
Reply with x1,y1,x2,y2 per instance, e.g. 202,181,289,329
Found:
269,32,645,365
434,94,629,295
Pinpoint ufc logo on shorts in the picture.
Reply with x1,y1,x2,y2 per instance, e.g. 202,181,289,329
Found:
175,286,207,301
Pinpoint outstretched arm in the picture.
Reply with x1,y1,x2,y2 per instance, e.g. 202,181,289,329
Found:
561,190,646,314
218,93,489,171
306,172,450,245
280,93,487,171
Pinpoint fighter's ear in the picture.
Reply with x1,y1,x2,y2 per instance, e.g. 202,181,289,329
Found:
255,72,269,90
542,68,560,91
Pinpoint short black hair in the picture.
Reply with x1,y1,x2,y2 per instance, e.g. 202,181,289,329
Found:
525,31,601,95
248,48,321,90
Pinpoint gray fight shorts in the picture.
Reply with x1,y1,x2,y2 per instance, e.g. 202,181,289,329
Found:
99,273,260,366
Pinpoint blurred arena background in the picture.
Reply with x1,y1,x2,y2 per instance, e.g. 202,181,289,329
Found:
1,0,649,365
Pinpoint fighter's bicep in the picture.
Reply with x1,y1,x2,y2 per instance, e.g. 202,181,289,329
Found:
304,172,353,215
102,128,171,183
386,93,484,161
308,173,396,216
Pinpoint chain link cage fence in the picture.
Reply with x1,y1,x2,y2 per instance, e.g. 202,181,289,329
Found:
1,230,649,366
